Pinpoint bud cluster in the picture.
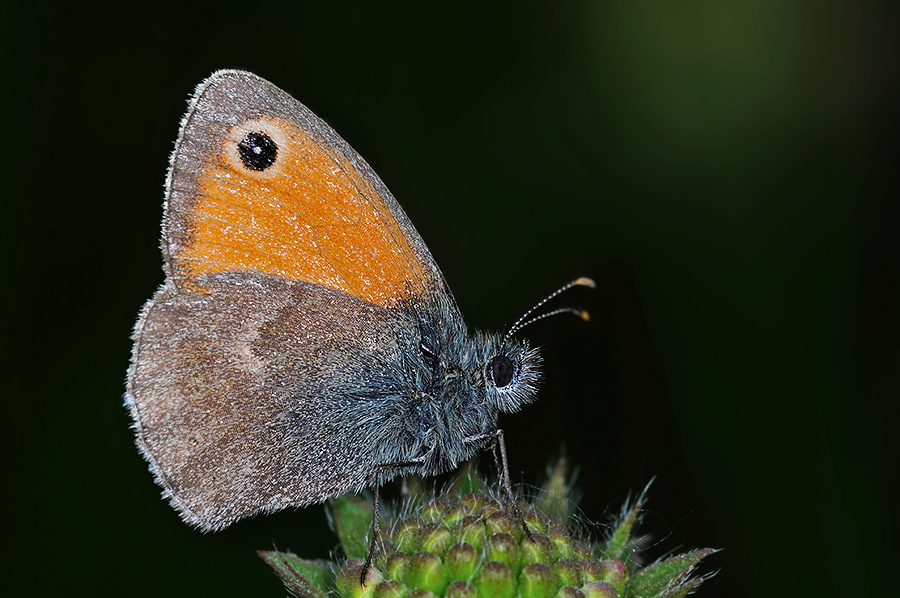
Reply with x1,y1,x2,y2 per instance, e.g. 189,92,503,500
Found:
260,462,714,598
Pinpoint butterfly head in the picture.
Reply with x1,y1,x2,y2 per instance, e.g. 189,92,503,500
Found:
477,333,542,414
474,276,596,414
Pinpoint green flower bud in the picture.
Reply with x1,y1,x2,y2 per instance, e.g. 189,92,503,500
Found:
547,525,572,560
457,516,487,550
519,563,558,598
446,581,477,598
395,518,421,554
484,533,520,571
419,522,453,555
582,581,618,598
384,552,410,581
374,580,408,598
553,558,582,588
477,561,515,598
446,543,479,581
597,560,626,594
521,533,554,565
554,585,585,598
338,559,384,598
485,511,518,537
404,551,447,595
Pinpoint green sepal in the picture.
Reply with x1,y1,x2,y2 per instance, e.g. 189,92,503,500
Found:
535,459,570,521
446,461,488,496
603,499,641,560
625,549,716,598
258,550,333,598
331,494,379,560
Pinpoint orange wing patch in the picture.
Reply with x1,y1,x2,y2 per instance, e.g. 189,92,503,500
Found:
176,116,426,308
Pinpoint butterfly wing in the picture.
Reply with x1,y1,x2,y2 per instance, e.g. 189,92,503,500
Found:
126,70,464,530
162,69,456,312
129,271,431,529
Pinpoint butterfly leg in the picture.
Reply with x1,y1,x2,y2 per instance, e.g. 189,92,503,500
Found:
463,428,533,540
361,457,427,586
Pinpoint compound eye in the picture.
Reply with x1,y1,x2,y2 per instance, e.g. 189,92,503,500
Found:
491,355,515,388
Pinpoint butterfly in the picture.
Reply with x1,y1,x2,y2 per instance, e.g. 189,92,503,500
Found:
125,69,592,582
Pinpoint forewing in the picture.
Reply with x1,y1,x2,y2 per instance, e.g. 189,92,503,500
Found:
163,69,457,314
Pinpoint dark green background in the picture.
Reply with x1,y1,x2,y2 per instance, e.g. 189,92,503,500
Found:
3,2,896,596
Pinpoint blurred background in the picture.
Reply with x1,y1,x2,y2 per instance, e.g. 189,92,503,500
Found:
2,1,896,596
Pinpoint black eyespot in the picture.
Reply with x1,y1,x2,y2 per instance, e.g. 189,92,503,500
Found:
237,131,278,171
491,355,515,388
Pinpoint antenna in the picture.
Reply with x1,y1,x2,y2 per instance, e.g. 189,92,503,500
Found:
503,277,595,345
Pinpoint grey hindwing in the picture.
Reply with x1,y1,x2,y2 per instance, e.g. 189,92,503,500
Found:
129,270,439,528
